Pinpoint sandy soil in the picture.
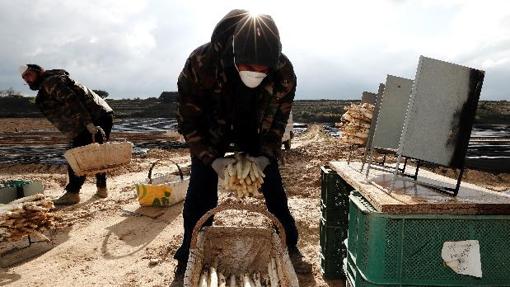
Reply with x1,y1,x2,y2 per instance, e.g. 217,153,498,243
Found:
0,124,508,286
0,125,347,287
0,118,56,133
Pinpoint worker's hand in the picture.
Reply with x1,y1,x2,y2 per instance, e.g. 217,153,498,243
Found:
86,123,99,135
247,155,270,172
86,123,106,143
212,157,236,179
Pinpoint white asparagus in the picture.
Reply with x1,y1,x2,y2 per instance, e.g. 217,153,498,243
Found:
250,165,260,181
236,160,243,180
220,153,265,198
268,258,279,287
199,270,209,287
227,163,235,177
229,176,236,188
229,274,237,287
253,163,265,179
224,174,231,188
253,273,262,287
219,273,227,287
274,257,285,287
210,266,218,287
243,274,253,287
248,166,257,182
241,161,251,179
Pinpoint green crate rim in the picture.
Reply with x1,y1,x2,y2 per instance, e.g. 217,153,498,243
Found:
350,192,510,220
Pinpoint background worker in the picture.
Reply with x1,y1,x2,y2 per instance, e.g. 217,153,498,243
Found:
19,64,114,205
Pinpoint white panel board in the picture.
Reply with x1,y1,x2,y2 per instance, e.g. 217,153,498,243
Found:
372,75,413,150
399,56,484,167
362,91,377,105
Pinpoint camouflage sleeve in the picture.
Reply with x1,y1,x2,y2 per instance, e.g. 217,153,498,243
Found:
42,75,94,126
260,56,297,159
176,53,220,165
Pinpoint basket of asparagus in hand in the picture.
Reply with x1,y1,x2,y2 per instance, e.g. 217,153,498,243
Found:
184,201,299,287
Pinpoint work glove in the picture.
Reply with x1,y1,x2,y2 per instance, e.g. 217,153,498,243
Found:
86,123,106,143
86,123,99,135
247,155,270,173
211,157,236,179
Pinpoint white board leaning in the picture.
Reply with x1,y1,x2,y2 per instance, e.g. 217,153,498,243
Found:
372,75,413,150
398,56,485,168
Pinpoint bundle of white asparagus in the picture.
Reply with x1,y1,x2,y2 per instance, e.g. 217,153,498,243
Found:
222,154,265,198
337,103,374,145
199,258,280,287
0,194,56,242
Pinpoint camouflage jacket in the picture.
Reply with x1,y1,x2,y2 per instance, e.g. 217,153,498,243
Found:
35,69,113,139
177,17,296,165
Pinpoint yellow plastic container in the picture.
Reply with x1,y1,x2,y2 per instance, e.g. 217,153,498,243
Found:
135,160,189,207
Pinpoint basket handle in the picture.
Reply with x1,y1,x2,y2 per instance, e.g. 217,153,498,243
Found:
190,200,287,252
148,159,184,184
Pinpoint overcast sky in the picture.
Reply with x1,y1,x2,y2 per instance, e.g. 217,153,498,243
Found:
1,0,510,100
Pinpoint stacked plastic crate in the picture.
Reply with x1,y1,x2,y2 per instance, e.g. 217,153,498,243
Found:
320,166,352,279
344,191,510,286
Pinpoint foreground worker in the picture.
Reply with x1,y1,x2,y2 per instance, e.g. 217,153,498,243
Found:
174,9,310,275
19,64,114,205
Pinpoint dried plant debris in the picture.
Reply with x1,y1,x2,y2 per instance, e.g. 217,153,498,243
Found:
337,103,374,145
0,194,57,242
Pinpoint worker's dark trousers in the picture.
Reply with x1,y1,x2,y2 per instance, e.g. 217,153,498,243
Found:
65,113,114,194
174,156,299,263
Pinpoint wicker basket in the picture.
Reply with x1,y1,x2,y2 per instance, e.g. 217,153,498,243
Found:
184,202,299,287
64,141,133,176
135,160,189,207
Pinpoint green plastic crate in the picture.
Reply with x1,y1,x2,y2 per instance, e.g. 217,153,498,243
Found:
320,251,345,280
320,215,347,280
320,165,351,206
321,199,349,226
320,166,351,227
345,256,423,287
318,166,351,280
348,192,510,286
320,217,348,256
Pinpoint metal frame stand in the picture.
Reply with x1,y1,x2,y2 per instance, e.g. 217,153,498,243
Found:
400,158,420,180
371,149,418,177
392,156,465,197
377,154,387,166
366,155,420,179
347,145,358,165
403,165,465,196
360,88,383,171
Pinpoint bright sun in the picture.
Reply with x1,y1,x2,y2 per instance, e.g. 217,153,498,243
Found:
248,9,262,18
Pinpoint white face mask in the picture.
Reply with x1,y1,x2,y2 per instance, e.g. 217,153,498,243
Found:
238,70,267,88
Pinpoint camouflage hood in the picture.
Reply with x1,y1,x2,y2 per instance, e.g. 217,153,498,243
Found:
43,69,69,78
210,9,247,67
209,9,281,69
